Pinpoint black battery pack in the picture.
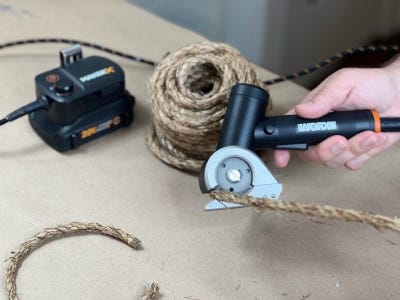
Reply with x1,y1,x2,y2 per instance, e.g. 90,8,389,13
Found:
29,44,134,152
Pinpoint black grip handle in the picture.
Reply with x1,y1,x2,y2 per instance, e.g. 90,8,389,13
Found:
254,110,377,150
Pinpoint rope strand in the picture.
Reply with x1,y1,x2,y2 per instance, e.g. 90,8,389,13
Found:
5,222,159,300
210,190,400,233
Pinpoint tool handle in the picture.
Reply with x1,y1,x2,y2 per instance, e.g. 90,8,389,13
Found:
254,109,382,150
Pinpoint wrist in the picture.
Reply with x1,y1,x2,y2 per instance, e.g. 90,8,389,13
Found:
384,55,400,75
383,56,400,99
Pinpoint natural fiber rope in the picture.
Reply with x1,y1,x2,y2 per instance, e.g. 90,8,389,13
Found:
211,190,400,233
5,222,159,300
147,41,265,172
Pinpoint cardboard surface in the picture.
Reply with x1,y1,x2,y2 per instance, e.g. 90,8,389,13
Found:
0,1,399,299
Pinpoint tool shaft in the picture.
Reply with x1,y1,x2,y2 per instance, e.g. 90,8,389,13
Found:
220,84,400,151
254,110,382,150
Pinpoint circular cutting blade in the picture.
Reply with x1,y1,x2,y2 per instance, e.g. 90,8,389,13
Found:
215,156,253,194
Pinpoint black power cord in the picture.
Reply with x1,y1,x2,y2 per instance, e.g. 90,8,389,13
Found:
0,96,49,126
0,38,156,66
0,38,157,127
263,45,400,85
1,38,399,85
0,38,399,128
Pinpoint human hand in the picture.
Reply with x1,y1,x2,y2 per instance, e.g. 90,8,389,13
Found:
273,64,400,169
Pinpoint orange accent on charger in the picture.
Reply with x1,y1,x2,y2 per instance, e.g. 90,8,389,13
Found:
371,109,381,132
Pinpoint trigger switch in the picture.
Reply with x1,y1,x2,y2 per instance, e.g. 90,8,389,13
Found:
54,77,74,96
264,124,275,135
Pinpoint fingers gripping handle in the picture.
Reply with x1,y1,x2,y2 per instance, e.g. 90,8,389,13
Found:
218,84,387,151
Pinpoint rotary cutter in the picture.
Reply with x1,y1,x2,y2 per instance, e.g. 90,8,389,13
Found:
199,83,400,211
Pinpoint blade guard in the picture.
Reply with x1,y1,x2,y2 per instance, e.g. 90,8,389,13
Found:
200,146,282,210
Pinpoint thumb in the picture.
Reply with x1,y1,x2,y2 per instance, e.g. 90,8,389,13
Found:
294,71,354,118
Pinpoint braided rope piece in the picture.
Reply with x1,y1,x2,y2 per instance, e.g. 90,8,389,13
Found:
5,222,159,300
147,41,265,172
210,190,400,233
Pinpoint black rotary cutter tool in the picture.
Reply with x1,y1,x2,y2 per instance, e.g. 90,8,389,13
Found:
200,83,400,210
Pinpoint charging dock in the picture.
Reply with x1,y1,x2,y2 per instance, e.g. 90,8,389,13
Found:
29,44,134,152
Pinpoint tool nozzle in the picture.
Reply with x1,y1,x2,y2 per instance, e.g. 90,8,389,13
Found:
218,84,269,150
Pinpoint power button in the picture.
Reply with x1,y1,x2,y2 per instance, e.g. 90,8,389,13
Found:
264,124,275,135
54,77,74,96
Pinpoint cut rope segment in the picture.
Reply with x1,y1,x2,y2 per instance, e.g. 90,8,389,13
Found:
210,190,400,234
5,222,159,300
147,41,265,172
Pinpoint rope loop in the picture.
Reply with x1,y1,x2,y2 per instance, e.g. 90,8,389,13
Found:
147,41,265,172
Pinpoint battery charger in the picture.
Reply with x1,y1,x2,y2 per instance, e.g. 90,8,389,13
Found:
1,44,134,152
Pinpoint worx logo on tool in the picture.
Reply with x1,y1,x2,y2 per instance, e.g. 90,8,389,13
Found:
79,66,115,83
297,121,337,132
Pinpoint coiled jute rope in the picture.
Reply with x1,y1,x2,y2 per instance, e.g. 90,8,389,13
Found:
147,41,265,172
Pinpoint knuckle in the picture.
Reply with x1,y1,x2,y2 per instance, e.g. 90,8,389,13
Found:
345,160,363,170
323,160,341,169
345,154,370,170
315,146,333,162
333,67,357,81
